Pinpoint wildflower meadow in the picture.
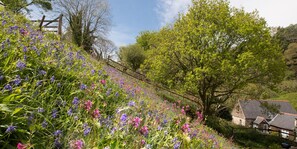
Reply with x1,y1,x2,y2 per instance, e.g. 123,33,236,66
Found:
0,8,236,148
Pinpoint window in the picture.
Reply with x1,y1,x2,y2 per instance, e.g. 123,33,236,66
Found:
281,129,289,138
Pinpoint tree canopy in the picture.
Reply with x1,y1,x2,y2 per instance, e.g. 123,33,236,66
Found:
118,44,146,71
274,24,297,51
2,0,52,13
143,0,286,116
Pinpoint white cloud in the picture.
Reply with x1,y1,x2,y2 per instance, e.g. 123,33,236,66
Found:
156,0,192,26
157,0,297,27
108,26,135,48
229,0,297,27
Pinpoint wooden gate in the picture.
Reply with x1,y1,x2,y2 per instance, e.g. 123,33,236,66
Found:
31,14,63,36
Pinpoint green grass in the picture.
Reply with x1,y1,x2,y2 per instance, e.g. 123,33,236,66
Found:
272,92,297,110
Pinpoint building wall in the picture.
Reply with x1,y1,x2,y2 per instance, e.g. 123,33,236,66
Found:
232,103,247,126
232,116,246,126
270,126,296,141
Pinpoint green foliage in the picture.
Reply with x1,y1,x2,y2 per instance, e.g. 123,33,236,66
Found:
143,0,286,116
274,24,297,50
136,31,158,51
118,44,146,71
2,0,52,13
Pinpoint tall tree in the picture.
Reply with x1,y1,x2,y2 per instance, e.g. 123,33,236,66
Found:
2,0,52,13
55,0,111,53
274,24,297,51
143,0,286,116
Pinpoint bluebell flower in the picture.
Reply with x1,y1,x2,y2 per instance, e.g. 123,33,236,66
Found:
50,76,55,83
115,92,119,97
54,138,62,148
2,20,7,26
5,125,16,133
41,120,48,128
16,60,26,70
67,108,73,116
39,70,46,76
38,107,44,113
52,109,58,118
128,101,135,107
72,97,79,105
54,130,62,137
0,75,3,80
80,84,87,90
13,75,21,86
23,46,27,52
36,80,42,86
106,88,112,96
84,127,91,136
4,84,12,91
91,69,95,75
57,83,61,87
174,142,181,149
120,114,127,122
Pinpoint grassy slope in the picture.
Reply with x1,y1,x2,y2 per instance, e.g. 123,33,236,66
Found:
0,9,236,148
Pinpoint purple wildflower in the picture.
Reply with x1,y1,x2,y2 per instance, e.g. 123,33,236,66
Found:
39,70,46,76
41,120,48,128
106,88,111,96
36,80,42,86
52,109,58,118
84,127,91,136
80,84,87,90
115,92,119,97
140,126,149,136
128,101,135,107
13,75,21,86
57,83,61,87
54,138,62,148
4,84,12,91
0,75,3,80
72,97,79,105
120,114,127,122
50,76,55,83
132,117,141,128
23,46,27,52
174,142,181,149
38,107,44,113
5,125,16,133
67,108,73,116
16,60,26,70
91,69,95,75
54,130,62,137
2,20,7,26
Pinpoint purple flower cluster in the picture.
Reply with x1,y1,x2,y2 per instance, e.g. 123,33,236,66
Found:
5,125,16,133
16,60,26,70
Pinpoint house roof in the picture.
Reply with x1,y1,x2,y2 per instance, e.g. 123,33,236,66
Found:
253,116,267,125
239,100,297,119
269,113,297,131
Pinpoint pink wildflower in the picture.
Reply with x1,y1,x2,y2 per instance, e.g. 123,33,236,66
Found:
141,140,146,145
100,80,106,86
182,123,190,133
17,143,26,149
196,111,203,120
84,100,92,111
181,107,186,115
92,109,100,118
132,117,141,128
74,140,84,149
140,126,149,136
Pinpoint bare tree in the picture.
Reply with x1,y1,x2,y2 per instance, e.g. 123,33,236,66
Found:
55,0,111,53
93,38,116,59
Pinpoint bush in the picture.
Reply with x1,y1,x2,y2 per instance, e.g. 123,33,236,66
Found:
118,44,146,71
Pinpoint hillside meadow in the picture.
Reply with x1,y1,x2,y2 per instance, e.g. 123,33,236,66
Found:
0,9,236,149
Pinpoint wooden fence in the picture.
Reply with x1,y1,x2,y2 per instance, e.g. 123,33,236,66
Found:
31,14,63,36
232,127,297,142
105,58,200,105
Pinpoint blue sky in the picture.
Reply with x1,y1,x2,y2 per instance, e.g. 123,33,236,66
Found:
108,0,160,48
28,0,297,49
108,0,297,48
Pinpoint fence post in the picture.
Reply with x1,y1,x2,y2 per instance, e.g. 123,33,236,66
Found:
58,14,63,36
39,15,45,31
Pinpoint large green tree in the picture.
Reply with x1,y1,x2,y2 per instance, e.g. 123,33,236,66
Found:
274,24,297,51
143,0,286,116
2,0,52,13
